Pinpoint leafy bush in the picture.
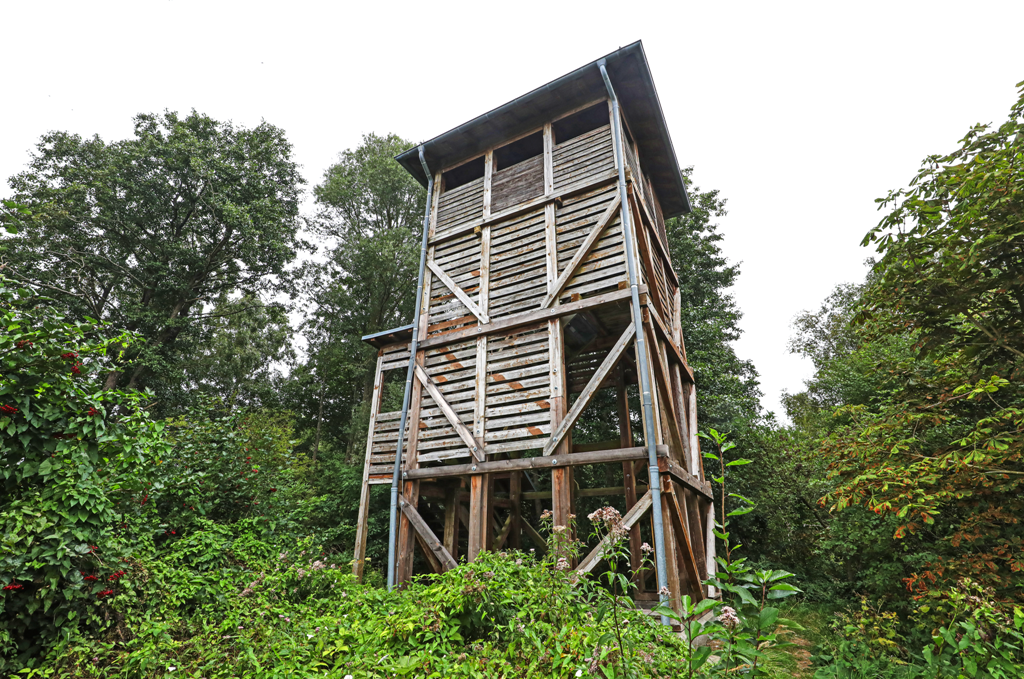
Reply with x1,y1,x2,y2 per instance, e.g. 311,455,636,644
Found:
0,278,167,669
28,525,700,679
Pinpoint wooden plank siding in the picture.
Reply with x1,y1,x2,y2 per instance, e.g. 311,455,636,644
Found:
357,91,709,607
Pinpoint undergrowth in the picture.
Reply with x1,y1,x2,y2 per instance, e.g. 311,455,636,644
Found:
21,524,690,678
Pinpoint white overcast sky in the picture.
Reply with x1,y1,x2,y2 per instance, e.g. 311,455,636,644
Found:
3,1,1022,420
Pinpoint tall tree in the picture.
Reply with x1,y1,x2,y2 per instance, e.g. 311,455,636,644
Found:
288,133,425,460
818,81,1024,600
666,167,762,430
2,111,304,405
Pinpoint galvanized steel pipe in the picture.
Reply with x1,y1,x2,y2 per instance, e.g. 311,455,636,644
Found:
598,59,673,626
386,147,434,590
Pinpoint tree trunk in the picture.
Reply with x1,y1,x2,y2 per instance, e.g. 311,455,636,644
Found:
312,381,325,464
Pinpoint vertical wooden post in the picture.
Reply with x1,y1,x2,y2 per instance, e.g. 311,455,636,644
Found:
353,350,386,580
509,471,522,549
443,485,460,564
659,482,684,614
544,196,570,530
395,352,424,584
467,151,494,562
468,473,491,560
617,366,642,586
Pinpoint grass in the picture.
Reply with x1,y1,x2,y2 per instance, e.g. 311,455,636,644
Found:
756,602,838,678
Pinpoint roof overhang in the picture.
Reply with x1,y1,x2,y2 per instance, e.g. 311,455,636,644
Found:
395,41,691,218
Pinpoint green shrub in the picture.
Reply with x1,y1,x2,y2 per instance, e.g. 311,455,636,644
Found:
0,278,168,670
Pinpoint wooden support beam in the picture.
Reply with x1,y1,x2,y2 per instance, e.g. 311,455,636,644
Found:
493,513,513,550
509,471,521,549
626,168,678,288
467,473,490,561
659,491,684,613
399,497,457,571
665,476,704,601
618,366,643,589
662,458,713,501
540,195,621,309
682,488,707,581
353,351,385,580
427,259,490,324
630,190,665,316
577,490,653,573
543,324,636,456
572,439,621,453
402,444,666,480
646,302,694,383
415,532,444,574
641,314,687,464
414,363,485,462
443,486,460,563
417,286,644,351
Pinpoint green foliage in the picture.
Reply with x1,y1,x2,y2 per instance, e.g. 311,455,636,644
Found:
814,83,1024,600
153,401,317,539
286,132,426,463
3,110,304,405
812,582,1024,679
666,169,761,430
0,276,168,668
28,527,697,679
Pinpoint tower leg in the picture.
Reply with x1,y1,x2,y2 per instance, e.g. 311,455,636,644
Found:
468,473,491,561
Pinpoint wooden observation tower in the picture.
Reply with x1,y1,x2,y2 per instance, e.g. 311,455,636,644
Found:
353,42,716,614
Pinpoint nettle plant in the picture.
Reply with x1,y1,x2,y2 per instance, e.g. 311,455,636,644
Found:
655,429,803,677
0,277,168,667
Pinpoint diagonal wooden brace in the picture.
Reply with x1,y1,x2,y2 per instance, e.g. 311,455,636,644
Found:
540,194,621,309
642,313,687,463
543,323,635,456
577,490,653,573
666,480,704,601
399,497,458,571
427,260,490,324
414,364,486,462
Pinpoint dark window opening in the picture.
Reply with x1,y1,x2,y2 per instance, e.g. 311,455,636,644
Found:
494,131,544,171
442,156,485,192
553,103,610,145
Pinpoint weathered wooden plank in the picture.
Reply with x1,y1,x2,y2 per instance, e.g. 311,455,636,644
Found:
543,324,635,456
416,286,642,352
403,445,666,480
427,260,489,324
492,155,544,213
414,364,485,461
541,195,621,308
430,169,619,246
399,497,457,571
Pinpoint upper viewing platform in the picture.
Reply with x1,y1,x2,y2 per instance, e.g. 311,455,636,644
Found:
384,42,689,346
